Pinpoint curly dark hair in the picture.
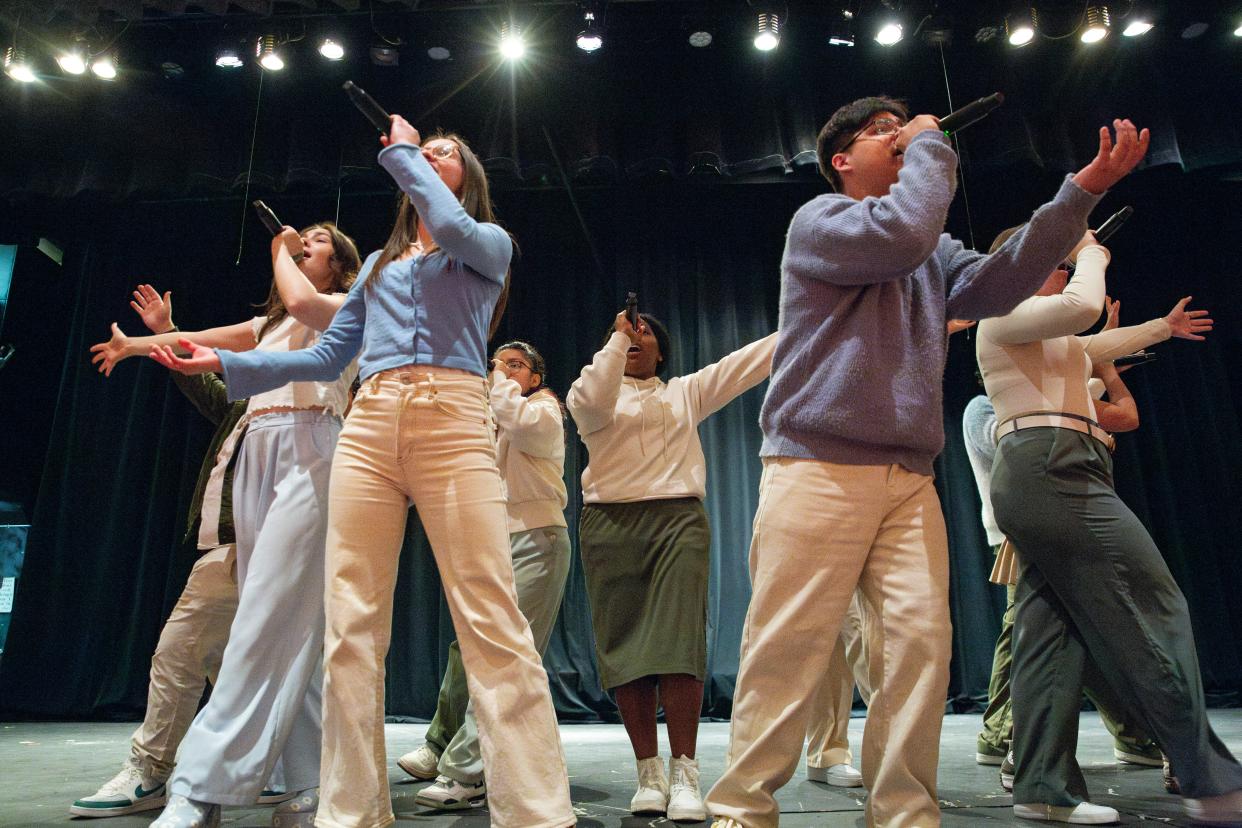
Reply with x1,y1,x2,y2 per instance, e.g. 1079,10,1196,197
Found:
816,96,909,192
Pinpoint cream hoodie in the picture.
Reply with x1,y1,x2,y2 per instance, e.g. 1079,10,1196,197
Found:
568,330,778,504
490,369,569,534
978,245,1171,427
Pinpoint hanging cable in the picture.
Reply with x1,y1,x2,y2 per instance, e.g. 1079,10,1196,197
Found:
938,43,977,252
235,70,265,266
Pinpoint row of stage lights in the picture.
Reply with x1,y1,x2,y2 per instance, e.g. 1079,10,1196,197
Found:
7,4,1242,83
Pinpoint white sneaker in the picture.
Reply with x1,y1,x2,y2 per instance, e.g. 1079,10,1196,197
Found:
271,788,318,827
70,763,167,818
630,755,669,815
1114,746,1162,767
149,794,221,828
806,762,864,788
667,755,707,822
414,775,486,810
396,743,441,781
1014,802,1121,824
1184,788,1242,826
1001,749,1015,792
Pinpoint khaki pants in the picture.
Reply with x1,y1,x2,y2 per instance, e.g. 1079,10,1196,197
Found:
805,591,871,770
316,369,572,828
706,458,951,828
131,544,238,781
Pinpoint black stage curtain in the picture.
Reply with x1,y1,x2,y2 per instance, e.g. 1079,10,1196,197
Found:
2,19,1240,720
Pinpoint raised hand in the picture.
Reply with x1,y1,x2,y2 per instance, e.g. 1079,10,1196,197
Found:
894,114,941,154
131,284,174,333
1163,297,1213,341
380,114,421,149
89,323,131,377
1072,119,1151,195
148,339,223,376
272,225,303,262
1102,295,1121,331
613,310,642,345
1069,229,1105,264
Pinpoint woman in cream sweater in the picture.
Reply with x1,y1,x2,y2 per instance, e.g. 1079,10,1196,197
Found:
568,310,776,822
977,232,1242,826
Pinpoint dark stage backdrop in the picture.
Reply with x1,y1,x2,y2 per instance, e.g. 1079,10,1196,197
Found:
1,15,1240,721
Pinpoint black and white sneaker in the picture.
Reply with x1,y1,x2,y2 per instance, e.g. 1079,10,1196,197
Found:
414,775,486,810
70,763,167,818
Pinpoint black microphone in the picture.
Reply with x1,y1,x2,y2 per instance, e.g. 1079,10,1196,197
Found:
252,200,303,262
343,81,392,133
625,291,640,332
1093,206,1134,244
939,92,1005,134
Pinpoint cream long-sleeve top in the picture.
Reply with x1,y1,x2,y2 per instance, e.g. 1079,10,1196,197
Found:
489,368,569,534
977,245,1171,427
568,330,778,504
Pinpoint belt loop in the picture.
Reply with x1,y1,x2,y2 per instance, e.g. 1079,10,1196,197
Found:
428,373,438,400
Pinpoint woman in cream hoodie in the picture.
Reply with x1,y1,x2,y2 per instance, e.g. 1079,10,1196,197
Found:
568,310,776,823
397,340,571,811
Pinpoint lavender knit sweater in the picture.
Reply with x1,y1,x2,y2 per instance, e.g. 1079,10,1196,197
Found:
759,130,1103,475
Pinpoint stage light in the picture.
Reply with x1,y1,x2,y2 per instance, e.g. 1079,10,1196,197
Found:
215,47,243,68
427,46,451,60
91,53,117,79
1006,7,1037,46
875,22,904,46
576,11,603,52
754,12,781,51
1181,22,1208,39
1234,21,1242,37
4,46,35,82
1122,20,1153,36
688,30,713,48
1080,5,1110,43
256,35,285,71
319,38,345,60
56,45,87,75
498,22,526,61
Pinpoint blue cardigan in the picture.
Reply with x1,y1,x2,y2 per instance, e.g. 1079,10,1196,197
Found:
219,142,511,400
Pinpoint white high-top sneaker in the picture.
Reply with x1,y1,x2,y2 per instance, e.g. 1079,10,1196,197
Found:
630,756,669,815
667,755,707,822
1013,802,1121,824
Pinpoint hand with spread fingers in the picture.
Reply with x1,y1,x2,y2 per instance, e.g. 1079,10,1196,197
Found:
1164,296,1213,341
1072,119,1151,195
131,283,174,333
148,338,224,376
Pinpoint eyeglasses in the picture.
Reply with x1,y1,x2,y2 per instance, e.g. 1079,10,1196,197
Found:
502,359,532,372
840,117,905,152
425,143,459,159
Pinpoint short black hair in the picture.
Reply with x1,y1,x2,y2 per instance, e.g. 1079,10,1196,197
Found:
816,96,910,192
601,312,673,378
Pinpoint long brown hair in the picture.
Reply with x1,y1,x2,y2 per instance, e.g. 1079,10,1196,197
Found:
368,132,512,338
257,222,362,341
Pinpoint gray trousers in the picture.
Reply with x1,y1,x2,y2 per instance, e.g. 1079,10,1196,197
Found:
992,427,1242,805
169,411,338,804
432,525,572,785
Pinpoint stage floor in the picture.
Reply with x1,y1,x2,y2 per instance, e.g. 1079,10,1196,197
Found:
3,711,1239,827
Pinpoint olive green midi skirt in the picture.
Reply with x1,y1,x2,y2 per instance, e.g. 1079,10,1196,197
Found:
578,497,711,690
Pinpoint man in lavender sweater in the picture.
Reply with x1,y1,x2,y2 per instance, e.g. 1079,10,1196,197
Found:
705,98,1148,828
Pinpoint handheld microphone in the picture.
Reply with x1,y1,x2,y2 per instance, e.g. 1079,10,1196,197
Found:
939,92,1005,134
252,200,303,262
1093,206,1134,244
343,81,392,133
625,292,640,332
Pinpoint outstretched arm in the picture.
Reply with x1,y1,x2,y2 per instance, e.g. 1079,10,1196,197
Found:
271,227,347,331
90,319,256,377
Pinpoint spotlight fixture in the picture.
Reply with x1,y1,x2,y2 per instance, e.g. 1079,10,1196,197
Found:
754,12,781,51
4,46,35,82
91,52,118,79
56,43,88,74
498,21,526,60
1235,21,1242,37
576,11,603,52
256,35,285,71
370,44,400,66
427,46,451,60
318,37,345,60
1080,5,1110,43
828,21,855,47
1181,22,1208,39
875,21,904,46
215,47,243,68
688,30,713,48
1006,7,1037,46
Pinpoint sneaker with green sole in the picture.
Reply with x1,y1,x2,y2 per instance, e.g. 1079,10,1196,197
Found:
70,763,167,818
